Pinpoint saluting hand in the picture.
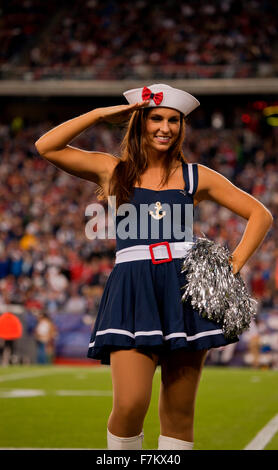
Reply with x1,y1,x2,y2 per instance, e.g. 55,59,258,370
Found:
98,100,150,124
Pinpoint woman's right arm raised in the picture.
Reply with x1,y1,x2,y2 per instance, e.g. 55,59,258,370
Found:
34,101,149,187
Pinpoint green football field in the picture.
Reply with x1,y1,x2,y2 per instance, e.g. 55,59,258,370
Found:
0,365,277,450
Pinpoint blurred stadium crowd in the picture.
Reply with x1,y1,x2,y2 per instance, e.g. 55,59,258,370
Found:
0,101,277,363
0,0,278,367
1,0,278,80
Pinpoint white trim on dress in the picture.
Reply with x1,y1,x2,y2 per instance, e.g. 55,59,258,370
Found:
88,327,224,348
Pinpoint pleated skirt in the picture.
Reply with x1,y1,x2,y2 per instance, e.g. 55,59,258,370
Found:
87,258,238,365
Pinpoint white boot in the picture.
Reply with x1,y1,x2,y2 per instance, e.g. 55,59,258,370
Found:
158,434,193,450
107,428,144,450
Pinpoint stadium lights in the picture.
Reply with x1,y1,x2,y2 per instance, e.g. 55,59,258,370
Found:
263,106,278,127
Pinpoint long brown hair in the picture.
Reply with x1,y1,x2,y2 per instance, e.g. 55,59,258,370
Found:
108,108,188,208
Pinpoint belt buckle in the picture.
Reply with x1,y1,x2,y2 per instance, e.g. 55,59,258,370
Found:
149,241,173,264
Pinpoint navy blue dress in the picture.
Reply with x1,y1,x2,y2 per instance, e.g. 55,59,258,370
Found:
87,162,238,364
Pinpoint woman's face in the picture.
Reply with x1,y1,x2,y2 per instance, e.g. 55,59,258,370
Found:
144,107,181,155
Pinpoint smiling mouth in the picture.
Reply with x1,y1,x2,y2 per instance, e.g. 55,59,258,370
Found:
155,136,171,143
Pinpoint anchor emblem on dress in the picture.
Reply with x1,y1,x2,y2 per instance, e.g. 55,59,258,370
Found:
149,201,166,220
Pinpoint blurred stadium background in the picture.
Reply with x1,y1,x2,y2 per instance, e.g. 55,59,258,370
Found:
0,0,278,449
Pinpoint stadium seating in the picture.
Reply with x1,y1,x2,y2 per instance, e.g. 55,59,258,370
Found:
0,0,277,80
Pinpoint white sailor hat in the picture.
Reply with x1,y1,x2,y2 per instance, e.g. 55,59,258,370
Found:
123,83,200,116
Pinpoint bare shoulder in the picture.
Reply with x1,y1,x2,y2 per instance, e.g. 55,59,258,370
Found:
194,163,272,220
195,162,238,198
196,163,220,189
194,163,213,205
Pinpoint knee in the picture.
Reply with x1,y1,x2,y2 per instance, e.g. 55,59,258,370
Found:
109,397,149,436
113,395,150,422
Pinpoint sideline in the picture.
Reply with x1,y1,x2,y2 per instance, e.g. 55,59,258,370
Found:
244,414,278,450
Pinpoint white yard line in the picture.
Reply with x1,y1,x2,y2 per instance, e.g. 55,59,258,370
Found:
0,366,108,383
0,389,113,398
56,390,112,396
244,414,278,450
0,369,63,382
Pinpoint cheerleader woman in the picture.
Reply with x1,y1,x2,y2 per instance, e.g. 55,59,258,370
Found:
35,84,273,450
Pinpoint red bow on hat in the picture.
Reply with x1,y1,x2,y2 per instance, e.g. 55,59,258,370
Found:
142,86,163,105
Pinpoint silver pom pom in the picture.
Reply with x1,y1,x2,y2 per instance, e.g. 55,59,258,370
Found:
181,235,257,339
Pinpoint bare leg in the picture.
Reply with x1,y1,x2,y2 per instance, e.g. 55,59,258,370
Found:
158,349,207,443
108,348,159,437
